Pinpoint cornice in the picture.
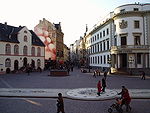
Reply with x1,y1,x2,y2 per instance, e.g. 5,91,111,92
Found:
113,11,150,20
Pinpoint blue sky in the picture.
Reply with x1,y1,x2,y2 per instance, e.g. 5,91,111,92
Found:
0,0,149,46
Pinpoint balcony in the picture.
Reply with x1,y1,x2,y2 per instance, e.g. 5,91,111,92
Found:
111,45,150,54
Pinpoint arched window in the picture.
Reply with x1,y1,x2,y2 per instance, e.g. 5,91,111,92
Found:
14,45,19,55
24,35,27,42
23,45,28,55
37,59,41,67
37,47,41,56
5,58,11,67
5,44,11,54
31,47,35,56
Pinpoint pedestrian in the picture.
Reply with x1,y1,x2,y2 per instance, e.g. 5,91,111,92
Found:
104,71,107,80
97,80,102,96
71,65,74,72
141,71,146,80
56,93,65,113
67,67,70,75
102,78,106,92
118,86,131,112
27,67,30,75
93,70,96,78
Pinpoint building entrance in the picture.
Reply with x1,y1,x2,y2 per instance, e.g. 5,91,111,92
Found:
120,54,127,68
14,60,19,70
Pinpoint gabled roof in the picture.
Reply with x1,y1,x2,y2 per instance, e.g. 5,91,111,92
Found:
0,23,45,47
30,30,45,47
0,23,23,43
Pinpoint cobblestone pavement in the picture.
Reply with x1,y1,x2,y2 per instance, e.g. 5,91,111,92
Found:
0,67,150,113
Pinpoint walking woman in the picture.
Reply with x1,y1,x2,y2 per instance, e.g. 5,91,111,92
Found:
97,80,102,96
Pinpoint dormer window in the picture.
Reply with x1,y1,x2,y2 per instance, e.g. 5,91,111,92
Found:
134,8,139,11
24,30,27,33
120,9,125,13
24,35,27,42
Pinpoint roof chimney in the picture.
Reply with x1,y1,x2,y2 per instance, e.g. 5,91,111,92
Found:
4,22,7,29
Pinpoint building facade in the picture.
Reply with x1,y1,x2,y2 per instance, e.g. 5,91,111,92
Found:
0,23,45,74
63,44,70,62
34,18,64,62
73,3,150,74
111,3,150,73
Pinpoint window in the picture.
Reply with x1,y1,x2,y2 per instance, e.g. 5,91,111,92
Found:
24,30,27,33
101,56,102,64
100,42,102,51
37,47,41,56
107,40,109,50
134,36,140,45
5,58,11,67
37,59,41,67
103,41,105,51
95,44,96,53
104,55,106,64
100,32,102,38
137,53,141,64
120,9,125,13
98,56,100,64
107,28,109,35
97,43,99,52
14,45,19,55
134,8,139,11
23,46,28,55
93,57,94,64
31,47,35,56
97,34,99,40
95,56,97,64
103,30,105,37
5,44,11,54
134,20,140,28
24,35,28,42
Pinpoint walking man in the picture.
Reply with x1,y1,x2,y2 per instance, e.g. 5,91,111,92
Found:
102,78,106,92
141,71,146,80
56,93,65,113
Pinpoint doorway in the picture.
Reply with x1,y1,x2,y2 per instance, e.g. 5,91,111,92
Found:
120,54,127,68
23,57,27,67
14,60,19,70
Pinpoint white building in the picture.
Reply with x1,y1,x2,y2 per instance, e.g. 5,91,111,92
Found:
0,23,45,74
87,3,150,74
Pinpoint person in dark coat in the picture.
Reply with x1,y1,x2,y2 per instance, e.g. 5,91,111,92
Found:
104,71,107,80
102,78,106,92
141,71,146,80
56,93,65,113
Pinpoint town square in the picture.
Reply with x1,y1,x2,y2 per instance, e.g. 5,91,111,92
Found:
0,0,150,113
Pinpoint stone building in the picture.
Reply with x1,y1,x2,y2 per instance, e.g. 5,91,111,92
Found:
82,3,150,74
34,18,64,63
0,23,45,74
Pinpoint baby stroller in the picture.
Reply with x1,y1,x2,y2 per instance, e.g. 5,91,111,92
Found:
108,98,123,113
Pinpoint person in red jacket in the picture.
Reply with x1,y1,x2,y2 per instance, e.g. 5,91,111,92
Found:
122,89,131,112
97,80,102,96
